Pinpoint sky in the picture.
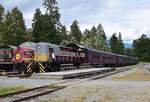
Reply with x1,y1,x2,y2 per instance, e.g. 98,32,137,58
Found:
1,0,150,44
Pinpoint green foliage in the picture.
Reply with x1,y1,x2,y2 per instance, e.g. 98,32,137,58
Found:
32,8,44,42
1,7,26,46
43,0,61,26
110,33,118,53
0,4,4,45
124,48,134,56
11,7,26,45
118,32,124,54
70,20,82,43
32,8,59,44
1,11,16,45
31,0,61,44
25,28,33,41
133,34,150,62
59,25,70,45
96,24,108,50
0,4,4,23
110,32,124,54
81,24,108,51
60,25,68,41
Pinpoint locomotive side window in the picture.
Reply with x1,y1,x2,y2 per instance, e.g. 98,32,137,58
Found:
24,50,33,55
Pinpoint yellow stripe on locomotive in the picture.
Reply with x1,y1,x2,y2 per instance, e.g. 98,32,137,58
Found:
34,53,49,62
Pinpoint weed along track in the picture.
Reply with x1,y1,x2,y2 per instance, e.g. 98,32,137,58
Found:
0,85,66,102
0,79,78,102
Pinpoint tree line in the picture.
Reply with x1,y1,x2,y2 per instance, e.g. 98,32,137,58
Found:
0,0,149,62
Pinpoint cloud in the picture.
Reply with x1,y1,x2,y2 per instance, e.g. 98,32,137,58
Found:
1,0,150,43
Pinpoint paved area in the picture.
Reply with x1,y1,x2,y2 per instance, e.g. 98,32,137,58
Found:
35,68,110,75
32,68,111,79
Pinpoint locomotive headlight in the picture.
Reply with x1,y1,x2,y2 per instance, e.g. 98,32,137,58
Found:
16,53,21,60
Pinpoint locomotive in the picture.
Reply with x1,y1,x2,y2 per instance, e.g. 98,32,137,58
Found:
13,42,36,72
0,45,16,71
13,42,139,73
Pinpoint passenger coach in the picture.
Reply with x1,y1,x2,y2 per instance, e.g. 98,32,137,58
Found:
0,45,15,71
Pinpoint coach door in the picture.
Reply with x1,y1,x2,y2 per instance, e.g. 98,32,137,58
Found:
49,48,53,61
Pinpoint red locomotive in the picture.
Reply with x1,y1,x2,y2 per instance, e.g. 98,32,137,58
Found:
13,42,35,72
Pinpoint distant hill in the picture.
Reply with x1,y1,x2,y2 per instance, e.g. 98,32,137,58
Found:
124,43,132,48
106,40,132,48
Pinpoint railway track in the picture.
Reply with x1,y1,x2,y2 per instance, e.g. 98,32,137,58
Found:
90,66,135,80
0,79,75,102
0,72,20,76
0,66,135,102
7,73,31,78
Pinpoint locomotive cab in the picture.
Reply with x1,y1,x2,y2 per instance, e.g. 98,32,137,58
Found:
34,43,60,72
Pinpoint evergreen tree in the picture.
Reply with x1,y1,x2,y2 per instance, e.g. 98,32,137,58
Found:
42,0,61,44
60,25,68,41
81,24,108,51
32,8,43,42
0,4,4,45
96,23,106,39
70,20,82,43
80,29,91,47
1,11,15,45
43,0,60,26
96,23,108,50
124,48,134,56
118,32,124,54
32,8,59,44
133,34,150,61
1,7,26,45
90,26,98,49
110,33,119,53
25,28,33,41
0,4,4,23
10,7,26,45
81,26,96,48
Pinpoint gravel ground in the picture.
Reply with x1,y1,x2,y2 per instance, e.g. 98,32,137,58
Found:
1,63,150,102
25,63,150,102
26,79,150,102
0,76,64,88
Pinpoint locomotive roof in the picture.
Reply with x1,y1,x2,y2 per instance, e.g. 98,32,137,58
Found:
37,42,59,47
19,42,37,49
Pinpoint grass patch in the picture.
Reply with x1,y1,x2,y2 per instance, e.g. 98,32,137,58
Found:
40,100,49,102
0,86,25,96
113,68,150,81
48,85,65,89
